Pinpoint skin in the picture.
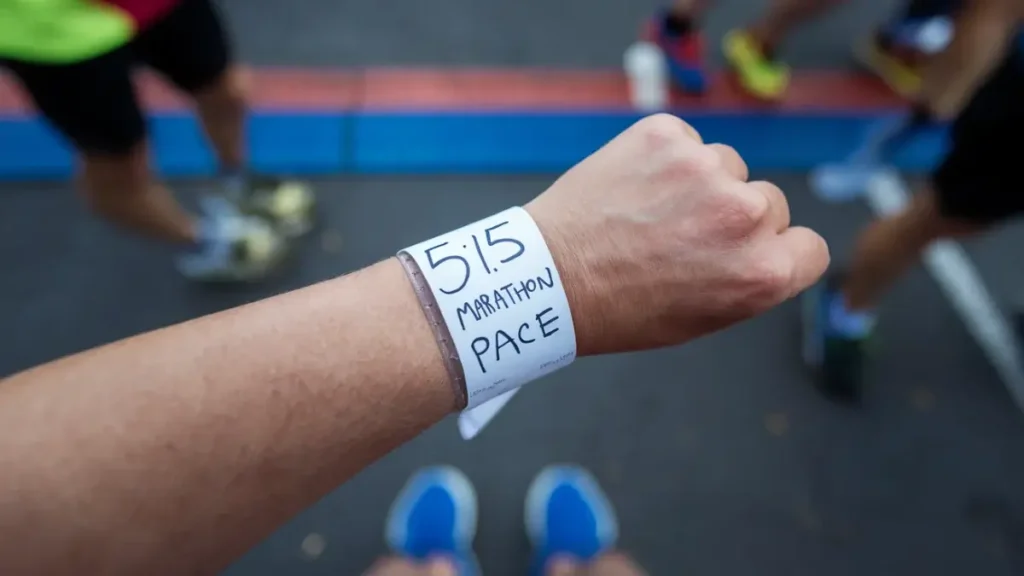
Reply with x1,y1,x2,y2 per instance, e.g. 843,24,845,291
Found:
917,0,1024,119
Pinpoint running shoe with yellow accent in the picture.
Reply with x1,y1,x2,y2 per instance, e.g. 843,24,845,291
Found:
237,177,317,239
722,28,790,101
854,30,925,98
177,197,289,283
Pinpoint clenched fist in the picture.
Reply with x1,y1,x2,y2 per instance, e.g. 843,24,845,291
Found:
526,114,830,355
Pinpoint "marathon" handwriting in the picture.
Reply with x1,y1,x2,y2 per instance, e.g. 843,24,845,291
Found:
455,267,556,331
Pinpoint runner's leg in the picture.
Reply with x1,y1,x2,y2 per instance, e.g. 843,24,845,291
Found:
136,0,316,238
4,48,195,244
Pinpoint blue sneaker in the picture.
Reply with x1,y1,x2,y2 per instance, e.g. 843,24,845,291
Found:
802,275,875,402
526,465,619,576
385,466,480,576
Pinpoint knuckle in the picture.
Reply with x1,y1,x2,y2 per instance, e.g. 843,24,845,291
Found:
753,179,788,210
636,113,698,150
661,144,720,184
743,257,793,306
713,188,769,236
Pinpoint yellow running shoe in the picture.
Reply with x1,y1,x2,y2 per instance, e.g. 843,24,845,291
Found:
177,208,289,283
854,33,923,98
722,28,790,101
240,178,317,239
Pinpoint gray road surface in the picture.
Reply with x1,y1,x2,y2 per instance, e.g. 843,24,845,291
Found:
2,175,1023,575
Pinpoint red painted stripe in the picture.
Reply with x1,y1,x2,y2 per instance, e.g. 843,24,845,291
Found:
0,68,905,114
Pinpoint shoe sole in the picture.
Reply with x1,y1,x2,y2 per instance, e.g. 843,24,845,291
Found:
185,237,293,285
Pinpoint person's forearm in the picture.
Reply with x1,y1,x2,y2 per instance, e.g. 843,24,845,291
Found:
0,258,453,576
918,0,1020,117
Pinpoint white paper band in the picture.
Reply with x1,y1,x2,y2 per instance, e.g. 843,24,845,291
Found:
399,207,577,432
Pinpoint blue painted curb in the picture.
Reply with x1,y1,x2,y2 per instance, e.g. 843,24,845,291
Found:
0,110,946,179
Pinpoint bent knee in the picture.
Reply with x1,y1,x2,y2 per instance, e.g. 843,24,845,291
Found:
195,65,250,110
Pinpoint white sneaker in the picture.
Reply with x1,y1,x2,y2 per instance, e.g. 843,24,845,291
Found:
176,209,288,283
235,178,317,239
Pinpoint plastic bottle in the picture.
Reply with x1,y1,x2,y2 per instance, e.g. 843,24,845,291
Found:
624,41,669,112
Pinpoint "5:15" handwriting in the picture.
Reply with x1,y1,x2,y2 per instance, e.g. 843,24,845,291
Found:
422,221,526,295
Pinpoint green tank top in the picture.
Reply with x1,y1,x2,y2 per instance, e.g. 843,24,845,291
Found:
0,0,134,64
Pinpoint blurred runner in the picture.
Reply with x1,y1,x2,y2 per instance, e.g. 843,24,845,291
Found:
645,0,959,99
802,22,1024,401
0,0,315,282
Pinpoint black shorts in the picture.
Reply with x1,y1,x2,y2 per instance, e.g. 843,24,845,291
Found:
932,51,1024,224
0,0,231,155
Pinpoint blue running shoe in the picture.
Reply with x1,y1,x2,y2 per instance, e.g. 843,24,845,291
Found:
526,465,619,576
802,275,875,402
385,466,480,576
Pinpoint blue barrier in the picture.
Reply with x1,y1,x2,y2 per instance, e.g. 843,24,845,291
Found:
0,109,946,179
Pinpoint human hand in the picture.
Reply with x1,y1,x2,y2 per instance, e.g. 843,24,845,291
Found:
526,114,829,355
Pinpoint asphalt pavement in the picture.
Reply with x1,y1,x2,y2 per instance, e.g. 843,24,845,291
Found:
2,174,1023,575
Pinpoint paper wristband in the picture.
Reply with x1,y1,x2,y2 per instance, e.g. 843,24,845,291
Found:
398,207,577,411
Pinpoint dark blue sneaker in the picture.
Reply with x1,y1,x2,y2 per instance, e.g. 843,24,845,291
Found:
385,466,481,576
526,465,619,576
802,275,875,402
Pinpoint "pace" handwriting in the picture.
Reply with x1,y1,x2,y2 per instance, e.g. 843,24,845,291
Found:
469,306,562,373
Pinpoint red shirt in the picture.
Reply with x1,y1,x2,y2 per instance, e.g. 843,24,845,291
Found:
103,0,184,30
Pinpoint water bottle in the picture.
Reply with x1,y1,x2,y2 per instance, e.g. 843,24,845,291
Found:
624,41,669,112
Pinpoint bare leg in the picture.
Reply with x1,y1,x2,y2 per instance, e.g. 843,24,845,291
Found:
79,143,197,244
193,65,249,174
192,62,316,237
918,0,1021,118
842,187,980,310
80,142,288,281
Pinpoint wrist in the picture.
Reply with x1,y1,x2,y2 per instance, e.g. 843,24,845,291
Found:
397,206,579,411
383,257,466,413
525,205,602,356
